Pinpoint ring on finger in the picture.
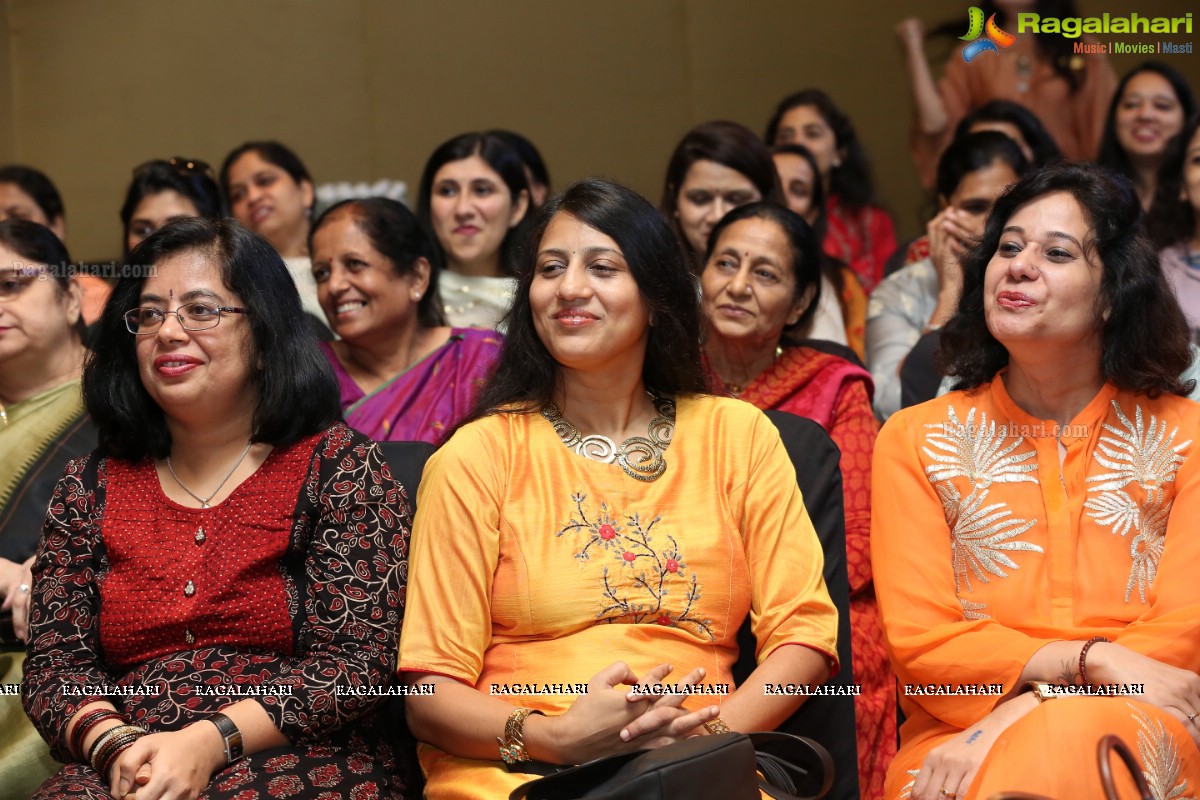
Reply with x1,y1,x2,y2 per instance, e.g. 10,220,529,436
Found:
939,790,957,799
17,583,29,594
1188,712,1198,725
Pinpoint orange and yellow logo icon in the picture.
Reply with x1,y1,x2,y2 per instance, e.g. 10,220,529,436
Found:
961,7,1016,62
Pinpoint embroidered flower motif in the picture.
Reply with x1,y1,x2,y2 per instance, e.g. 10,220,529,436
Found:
923,407,1039,489
1127,491,1170,604
557,493,713,640
1084,490,1141,537
1088,403,1190,493
957,596,990,620
1128,703,1196,800
899,769,921,799
938,483,1042,593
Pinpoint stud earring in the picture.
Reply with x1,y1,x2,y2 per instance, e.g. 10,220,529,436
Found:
412,291,422,301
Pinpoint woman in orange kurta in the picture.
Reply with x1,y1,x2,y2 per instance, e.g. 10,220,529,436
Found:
873,163,1200,800
700,201,893,799
398,179,838,800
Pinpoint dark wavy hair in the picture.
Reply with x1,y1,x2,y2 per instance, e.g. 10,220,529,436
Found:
764,89,878,211
936,131,1030,202
309,197,446,328
702,201,823,340
955,101,1063,169
489,129,550,200
84,217,341,462
0,165,64,226
0,219,83,338
120,158,224,256
1152,113,1200,248
220,141,312,195
417,132,531,278
938,163,1193,397
461,178,706,426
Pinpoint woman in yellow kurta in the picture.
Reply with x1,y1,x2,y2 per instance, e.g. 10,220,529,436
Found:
874,163,1200,800
398,178,839,799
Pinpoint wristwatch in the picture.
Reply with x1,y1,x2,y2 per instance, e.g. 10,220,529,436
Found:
208,712,244,764
1027,681,1060,702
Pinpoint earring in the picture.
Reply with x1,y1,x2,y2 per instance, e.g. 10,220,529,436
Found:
412,291,422,301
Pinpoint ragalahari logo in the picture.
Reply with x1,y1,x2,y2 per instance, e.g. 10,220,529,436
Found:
961,7,1017,62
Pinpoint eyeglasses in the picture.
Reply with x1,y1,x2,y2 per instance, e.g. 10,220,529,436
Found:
124,302,247,334
0,268,47,301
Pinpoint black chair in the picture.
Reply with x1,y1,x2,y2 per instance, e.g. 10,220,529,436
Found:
900,329,944,411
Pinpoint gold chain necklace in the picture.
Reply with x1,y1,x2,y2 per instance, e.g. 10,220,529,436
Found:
541,395,675,482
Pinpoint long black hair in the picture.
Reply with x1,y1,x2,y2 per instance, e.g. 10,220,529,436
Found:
1152,113,1200,249
0,165,64,226
84,217,341,462
938,163,1193,397
462,178,706,426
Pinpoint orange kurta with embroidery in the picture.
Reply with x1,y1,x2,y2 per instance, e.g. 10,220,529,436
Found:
873,377,1200,799
398,396,839,800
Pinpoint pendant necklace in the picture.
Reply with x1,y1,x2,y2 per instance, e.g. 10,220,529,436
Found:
167,442,254,508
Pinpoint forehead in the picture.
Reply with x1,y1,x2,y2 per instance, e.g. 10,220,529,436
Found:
133,190,200,219
772,153,814,180
1122,71,1176,100
228,151,285,183
681,160,757,191
953,160,1019,199
716,216,791,258
312,210,372,250
780,105,829,131
541,212,623,253
433,154,503,184
140,249,233,298
1005,191,1089,233
0,183,48,219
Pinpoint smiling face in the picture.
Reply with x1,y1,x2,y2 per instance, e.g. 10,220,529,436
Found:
225,151,314,251
675,160,762,256
772,152,818,224
134,249,256,422
126,190,201,253
983,192,1106,357
1115,71,1186,165
530,212,650,376
429,154,528,276
311,210,426,343
1180,126,1200,220
701,217,805,351
0,245,81,372
772,105,840,179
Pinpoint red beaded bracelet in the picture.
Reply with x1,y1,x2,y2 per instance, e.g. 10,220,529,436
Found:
70,709,126,760
1079,636,1110,686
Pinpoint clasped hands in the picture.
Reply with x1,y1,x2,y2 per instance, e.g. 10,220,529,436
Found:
104,722,226,800
537,660,723,765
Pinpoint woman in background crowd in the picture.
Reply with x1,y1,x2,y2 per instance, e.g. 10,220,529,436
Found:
311,197,502,443
120,157,224,255
1156,113,1200,343
897,0,1115,189
220,140,324,322
700,201,891,798
868,132,1029,421
490,129,551,208
766,90,896,292
417,131,531,330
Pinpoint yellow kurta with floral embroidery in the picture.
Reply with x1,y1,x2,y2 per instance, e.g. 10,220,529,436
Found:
398,395,838,799
873,377,1200,800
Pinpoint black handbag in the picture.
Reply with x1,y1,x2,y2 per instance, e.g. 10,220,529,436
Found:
508,731,834,800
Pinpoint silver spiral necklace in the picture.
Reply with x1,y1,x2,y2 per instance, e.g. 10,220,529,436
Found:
541,395,675,482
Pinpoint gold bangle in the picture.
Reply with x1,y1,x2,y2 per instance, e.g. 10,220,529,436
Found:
703,718,732,735
498,707,544,765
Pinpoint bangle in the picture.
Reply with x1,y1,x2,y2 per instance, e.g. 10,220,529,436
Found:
703,718,732,735
1079,637,1109,686
70,709,125,760
497,707,545,765
87,724,144,776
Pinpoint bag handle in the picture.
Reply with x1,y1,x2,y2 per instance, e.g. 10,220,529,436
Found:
749,731,835,800
1097,734,1153,800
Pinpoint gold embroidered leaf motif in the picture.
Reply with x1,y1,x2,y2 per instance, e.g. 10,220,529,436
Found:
957,596,990,620
923,407,1039,489
938,483,1043,593
1127,491,1171,604
1129,703,1196,800
1085,490,1141,537
1088,403,1191,493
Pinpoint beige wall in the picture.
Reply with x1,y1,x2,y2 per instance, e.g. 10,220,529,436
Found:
2,0,1198,262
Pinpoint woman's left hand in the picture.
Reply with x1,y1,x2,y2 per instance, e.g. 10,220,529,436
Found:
909,692,1038,800
618,664,721,748
0,557,33,642
108,724,225,800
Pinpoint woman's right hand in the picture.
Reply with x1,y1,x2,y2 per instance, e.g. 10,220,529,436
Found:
1088,643,1200,746
895,17,926,51
925,208,972,329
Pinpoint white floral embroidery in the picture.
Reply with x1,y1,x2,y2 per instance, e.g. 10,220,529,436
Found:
957,596,990,620
898,769,921,799
1127,492,1170,604
1088,403,1190,492
1129,703,1196,800
1084,490,1140,537
938,483,1043,593
924,407,1040,489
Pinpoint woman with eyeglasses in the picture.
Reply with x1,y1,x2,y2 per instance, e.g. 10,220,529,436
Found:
0,219,94,797
23,218,415,799
120,158,224,256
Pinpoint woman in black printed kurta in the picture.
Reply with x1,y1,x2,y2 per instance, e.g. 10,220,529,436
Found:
22,218,415,800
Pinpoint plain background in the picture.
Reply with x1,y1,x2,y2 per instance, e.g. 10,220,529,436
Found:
0,0,1196,262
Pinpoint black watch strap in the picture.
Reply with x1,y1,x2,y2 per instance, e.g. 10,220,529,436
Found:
209,712,244,764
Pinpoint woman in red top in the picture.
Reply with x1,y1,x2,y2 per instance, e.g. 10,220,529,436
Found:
23,218,414,799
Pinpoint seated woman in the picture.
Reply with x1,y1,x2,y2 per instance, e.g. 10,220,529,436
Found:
220,141,324,322
1156,114,1200,345
699,201,891,798
662,120,847,346
873,163,1200,800
417,132,531,330
22,218,414,798
867,131,1030,421
489,129,551,208
765,90,896,292
398,178,838,800
0,220,94,797
120,157,224,254
310,197,502,443
0,165,110,324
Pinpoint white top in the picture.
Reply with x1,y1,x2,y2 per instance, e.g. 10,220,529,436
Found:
802,275,848,346
283,255,325,323
439,270,517,331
